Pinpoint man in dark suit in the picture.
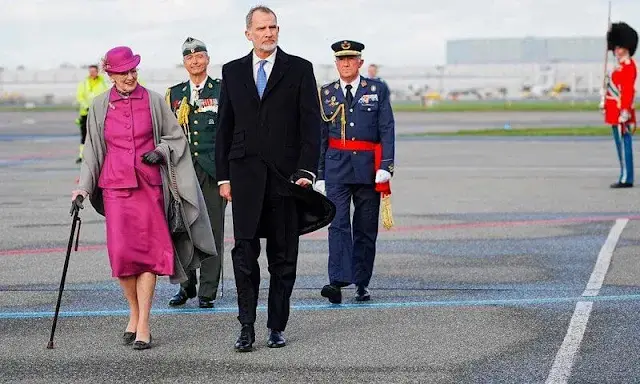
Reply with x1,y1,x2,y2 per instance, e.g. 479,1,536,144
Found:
215,5,321,352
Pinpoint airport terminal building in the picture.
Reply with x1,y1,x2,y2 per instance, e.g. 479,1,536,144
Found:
0,36,634,104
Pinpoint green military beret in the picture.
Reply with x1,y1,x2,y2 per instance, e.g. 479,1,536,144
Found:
331,40,365,57
182,37,207,57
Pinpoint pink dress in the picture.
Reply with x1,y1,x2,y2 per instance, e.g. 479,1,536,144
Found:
98,85,174,277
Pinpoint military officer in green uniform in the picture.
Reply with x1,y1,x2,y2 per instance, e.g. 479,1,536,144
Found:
166,37,227,308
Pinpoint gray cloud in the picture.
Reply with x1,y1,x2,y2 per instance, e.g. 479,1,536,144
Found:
0,0,638,69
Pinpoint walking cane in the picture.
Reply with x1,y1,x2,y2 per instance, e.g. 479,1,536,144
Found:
46,195,84,349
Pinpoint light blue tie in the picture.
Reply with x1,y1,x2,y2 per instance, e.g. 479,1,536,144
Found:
256,60,267,98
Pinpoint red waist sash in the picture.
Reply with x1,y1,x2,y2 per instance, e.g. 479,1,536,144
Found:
328,137,391,196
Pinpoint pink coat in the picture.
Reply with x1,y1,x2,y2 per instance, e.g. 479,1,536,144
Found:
99,85,174,278
98,86,162,189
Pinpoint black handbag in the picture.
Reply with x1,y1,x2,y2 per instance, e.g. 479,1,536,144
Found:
167,162,187,234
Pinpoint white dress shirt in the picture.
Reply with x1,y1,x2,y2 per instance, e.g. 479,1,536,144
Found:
189,77,207,105
339,75,361,99
252,48,277,83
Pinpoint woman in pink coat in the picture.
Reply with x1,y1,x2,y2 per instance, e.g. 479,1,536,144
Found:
71,46,216,350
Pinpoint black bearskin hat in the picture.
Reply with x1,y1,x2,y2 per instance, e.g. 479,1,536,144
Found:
607,22,638,56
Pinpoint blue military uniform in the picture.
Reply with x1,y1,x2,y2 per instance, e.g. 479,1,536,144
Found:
318,40,395,303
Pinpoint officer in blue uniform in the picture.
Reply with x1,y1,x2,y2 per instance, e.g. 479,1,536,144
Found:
315,40,395,303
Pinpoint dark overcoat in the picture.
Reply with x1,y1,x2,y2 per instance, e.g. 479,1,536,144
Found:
215,47,334,239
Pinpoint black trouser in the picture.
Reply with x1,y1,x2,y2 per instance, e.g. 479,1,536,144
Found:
182,162,226,299
231,171,299,331
79,115,88,144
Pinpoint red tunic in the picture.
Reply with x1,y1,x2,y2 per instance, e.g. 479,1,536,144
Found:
605,58,637,125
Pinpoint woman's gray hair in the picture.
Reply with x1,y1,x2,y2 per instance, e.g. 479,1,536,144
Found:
245,5,277,29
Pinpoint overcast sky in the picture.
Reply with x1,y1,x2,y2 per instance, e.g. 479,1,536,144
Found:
1,0,639,69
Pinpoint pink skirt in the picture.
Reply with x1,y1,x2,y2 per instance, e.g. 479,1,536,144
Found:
103,173,174,278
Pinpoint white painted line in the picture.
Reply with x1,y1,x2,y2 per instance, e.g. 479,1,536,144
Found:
545,218,628,384
583,219,629,297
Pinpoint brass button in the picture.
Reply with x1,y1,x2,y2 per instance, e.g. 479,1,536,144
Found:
350,122,354,127
194,110,198,114
193,131,198,135
194,152,199,156
351,137,355,140
352,151,357,155
194,120,198,124
194,141,198,146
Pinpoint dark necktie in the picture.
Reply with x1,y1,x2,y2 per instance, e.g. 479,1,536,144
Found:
345,84,353,106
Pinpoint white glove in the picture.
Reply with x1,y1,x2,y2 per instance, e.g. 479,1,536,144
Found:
314,180,326,195
599,97,605,112
620,109,630,123
375,169,391,183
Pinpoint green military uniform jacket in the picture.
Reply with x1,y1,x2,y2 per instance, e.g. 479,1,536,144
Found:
165,76,221,180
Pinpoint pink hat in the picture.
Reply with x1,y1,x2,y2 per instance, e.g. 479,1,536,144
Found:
102,46,141,73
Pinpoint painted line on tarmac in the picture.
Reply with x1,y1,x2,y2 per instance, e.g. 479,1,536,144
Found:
545,218,628,384
2,293,640,320
2,214,639,257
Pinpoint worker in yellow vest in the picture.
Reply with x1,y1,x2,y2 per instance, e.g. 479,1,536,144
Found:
75,65,110,163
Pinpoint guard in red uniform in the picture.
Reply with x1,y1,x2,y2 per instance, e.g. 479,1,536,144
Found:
602,22,638,188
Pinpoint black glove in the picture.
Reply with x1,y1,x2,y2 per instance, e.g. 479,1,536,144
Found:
70,195,84,216
141,150,164,165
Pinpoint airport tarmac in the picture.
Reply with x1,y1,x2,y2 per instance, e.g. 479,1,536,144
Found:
1,110,638,383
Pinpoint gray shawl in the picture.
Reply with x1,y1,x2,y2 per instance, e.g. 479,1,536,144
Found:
78,87,217,284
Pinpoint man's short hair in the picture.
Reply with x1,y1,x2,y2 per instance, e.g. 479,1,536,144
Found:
88,65,98,70
245,5,277,29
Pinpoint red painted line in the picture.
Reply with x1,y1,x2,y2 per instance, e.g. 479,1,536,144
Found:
3,150,75,162
1,214,637,258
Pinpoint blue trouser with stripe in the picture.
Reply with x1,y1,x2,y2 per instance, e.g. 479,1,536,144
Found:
611,124,634,184
326,183,380,288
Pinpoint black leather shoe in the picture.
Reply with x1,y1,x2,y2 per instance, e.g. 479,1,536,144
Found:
234,324,255,352
133,335,152,350
168,286,196,306
321,284,342,304
355,286,371,302
198,297,214,308
610,182,633,188
122,331,136,345
267,330,286,348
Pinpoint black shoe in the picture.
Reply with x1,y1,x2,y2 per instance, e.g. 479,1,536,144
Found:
132,335,152,350
267,330,286,348
75,157,82,164
610,182,633,188
234,324,255,352
198,297,214,308
122,331,136,345
168,286,196,306
355,286,371,302
321,284,342,304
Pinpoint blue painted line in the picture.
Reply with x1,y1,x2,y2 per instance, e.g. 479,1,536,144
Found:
0,134,76,142
3,293,640,320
